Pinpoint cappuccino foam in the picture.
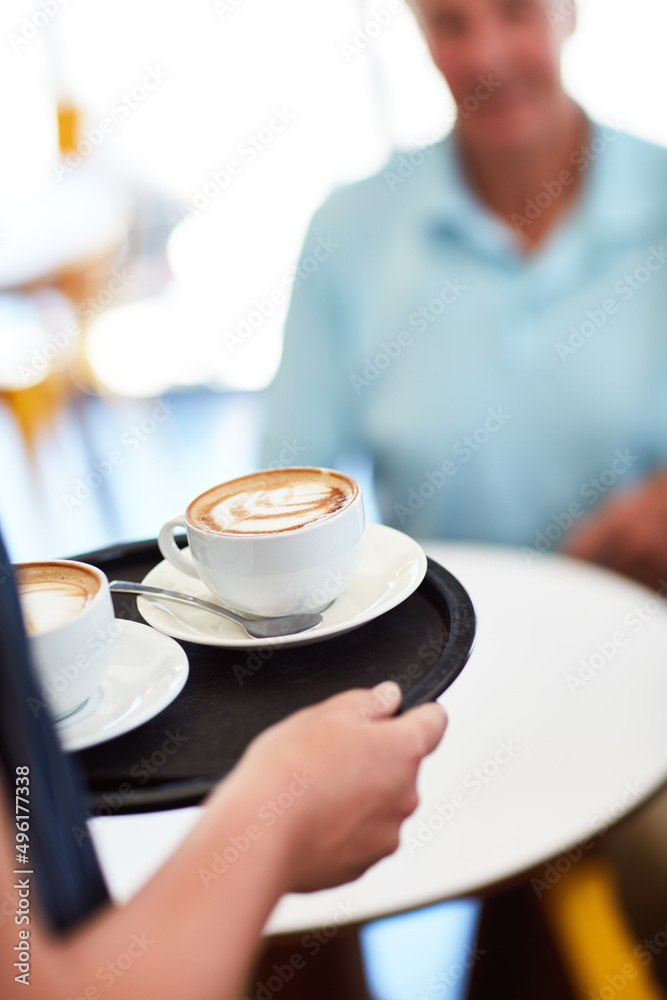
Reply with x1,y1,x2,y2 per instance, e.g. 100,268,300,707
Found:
17,563,99,636
190,468,357,534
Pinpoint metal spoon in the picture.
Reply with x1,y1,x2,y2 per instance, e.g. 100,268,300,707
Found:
109,581,323,639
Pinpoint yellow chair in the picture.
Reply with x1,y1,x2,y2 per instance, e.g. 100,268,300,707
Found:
541,852,666,1000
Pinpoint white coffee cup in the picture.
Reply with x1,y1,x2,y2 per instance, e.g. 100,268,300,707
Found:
15,559,116,721
158,467,365,617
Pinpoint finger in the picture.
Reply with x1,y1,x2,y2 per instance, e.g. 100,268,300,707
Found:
597,529,667,588
566,509,650,577
399,701,448,756
564,490,637,560
564,513,614,559
564,513,625,561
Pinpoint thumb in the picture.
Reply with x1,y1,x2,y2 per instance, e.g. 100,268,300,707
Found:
400,701,448,756
363,681,403,721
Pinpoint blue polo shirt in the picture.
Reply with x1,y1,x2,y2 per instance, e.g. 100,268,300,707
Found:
264,123,667,548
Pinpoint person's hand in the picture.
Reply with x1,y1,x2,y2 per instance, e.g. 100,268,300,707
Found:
229,682,446,892
563,470,667,590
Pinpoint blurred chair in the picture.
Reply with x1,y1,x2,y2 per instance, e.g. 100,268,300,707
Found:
0,290,79,447
542,853,667,1000
466,853,667,1000
0,163,132,451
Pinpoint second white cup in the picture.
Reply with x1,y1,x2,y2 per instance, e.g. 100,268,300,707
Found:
15,559,116,721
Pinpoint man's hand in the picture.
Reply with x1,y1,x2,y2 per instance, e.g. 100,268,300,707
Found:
564,470,667,590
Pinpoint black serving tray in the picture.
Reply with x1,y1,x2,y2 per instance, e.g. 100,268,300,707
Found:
70,538,475,815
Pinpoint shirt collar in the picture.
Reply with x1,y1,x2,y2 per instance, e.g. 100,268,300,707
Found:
420,118,667,260
424,133,524,263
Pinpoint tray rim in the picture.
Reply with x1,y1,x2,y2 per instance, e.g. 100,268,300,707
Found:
71,538,476,814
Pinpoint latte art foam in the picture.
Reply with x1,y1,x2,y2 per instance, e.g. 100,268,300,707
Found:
190,469,357,535
17,564,98,636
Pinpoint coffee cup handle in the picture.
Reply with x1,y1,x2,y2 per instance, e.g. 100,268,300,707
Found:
157,516,200,579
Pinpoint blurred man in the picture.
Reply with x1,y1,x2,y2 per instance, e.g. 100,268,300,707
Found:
265,0,667,588
265,6,667,982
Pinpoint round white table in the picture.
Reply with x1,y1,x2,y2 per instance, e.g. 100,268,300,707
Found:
90,543,667,934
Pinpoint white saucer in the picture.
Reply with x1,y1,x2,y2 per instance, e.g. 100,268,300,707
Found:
56,619,189,752
137,523,428,649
